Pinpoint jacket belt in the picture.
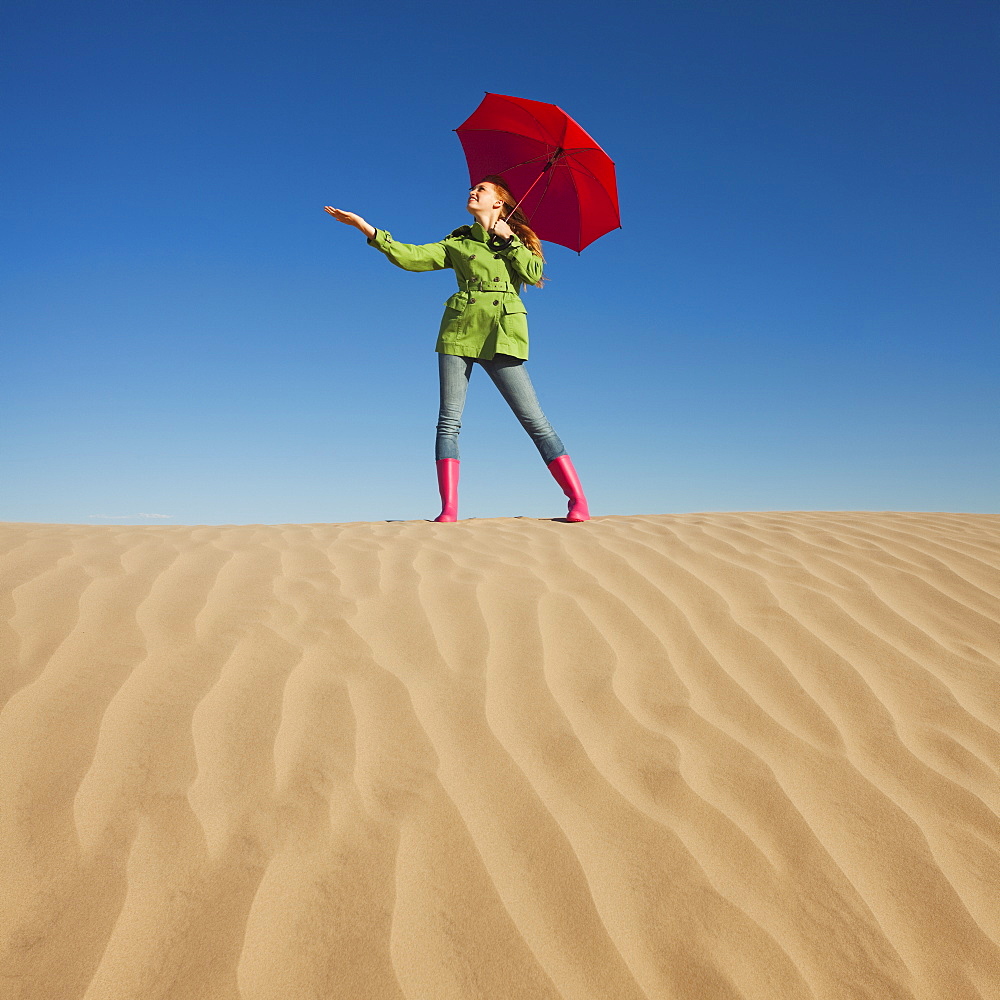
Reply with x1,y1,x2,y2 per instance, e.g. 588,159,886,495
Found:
457,279,519,293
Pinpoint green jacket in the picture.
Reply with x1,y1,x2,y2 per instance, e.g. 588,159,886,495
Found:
367,220,544,360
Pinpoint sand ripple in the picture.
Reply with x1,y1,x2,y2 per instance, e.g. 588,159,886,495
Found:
1,512,998,999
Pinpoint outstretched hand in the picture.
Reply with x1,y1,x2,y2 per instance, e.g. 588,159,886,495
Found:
324,207,376,239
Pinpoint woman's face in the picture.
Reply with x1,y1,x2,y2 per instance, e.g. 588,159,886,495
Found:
467,182,502,215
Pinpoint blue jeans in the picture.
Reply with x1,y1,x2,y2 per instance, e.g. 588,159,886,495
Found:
436,353,568,464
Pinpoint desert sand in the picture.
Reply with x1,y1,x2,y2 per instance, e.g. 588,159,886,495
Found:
1,511,999,1000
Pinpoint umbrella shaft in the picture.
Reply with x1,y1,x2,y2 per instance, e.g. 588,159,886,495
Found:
507,148,564,222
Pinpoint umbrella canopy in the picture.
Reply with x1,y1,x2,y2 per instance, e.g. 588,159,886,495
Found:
455,92,620,253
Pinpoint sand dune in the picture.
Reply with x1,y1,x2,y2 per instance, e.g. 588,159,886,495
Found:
1,511,999,1000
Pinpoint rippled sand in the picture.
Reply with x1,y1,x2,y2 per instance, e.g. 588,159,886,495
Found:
2,512,999,1000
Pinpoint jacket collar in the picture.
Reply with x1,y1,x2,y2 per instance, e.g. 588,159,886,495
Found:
469,221,489,243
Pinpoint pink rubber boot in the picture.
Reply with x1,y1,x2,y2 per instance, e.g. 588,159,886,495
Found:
434,458,459,522
547,455,591,522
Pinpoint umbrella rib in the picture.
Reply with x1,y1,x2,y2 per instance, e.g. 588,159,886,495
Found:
525,164,560,227
567,160,582,252
559,155,622,224
460,131,601,164
557,152,611,186
564,160,617,194
493,152,556,175
555,146,616,163
566,158,618,249
457,130,554,171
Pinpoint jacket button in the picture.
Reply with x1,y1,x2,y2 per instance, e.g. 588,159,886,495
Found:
493,300,499,305
469,255,476,260
469,298,476,303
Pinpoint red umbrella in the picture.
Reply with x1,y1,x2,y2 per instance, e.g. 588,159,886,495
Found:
454,92,620,253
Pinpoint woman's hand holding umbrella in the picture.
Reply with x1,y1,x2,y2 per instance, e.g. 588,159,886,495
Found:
490,217,513,239
324,206,375,239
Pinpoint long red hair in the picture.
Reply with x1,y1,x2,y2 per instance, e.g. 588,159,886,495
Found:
481,175,545,288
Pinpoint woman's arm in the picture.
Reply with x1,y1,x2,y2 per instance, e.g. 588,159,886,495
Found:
488,218,543,284
323,206,449,272
492,235,544,286
324,207,375,239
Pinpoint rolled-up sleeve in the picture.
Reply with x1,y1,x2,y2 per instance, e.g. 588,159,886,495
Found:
367,229,450,272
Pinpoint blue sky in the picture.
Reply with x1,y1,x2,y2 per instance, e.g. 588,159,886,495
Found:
3,0,997,524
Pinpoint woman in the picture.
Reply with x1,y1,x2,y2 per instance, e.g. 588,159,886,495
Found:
324,176,589,523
